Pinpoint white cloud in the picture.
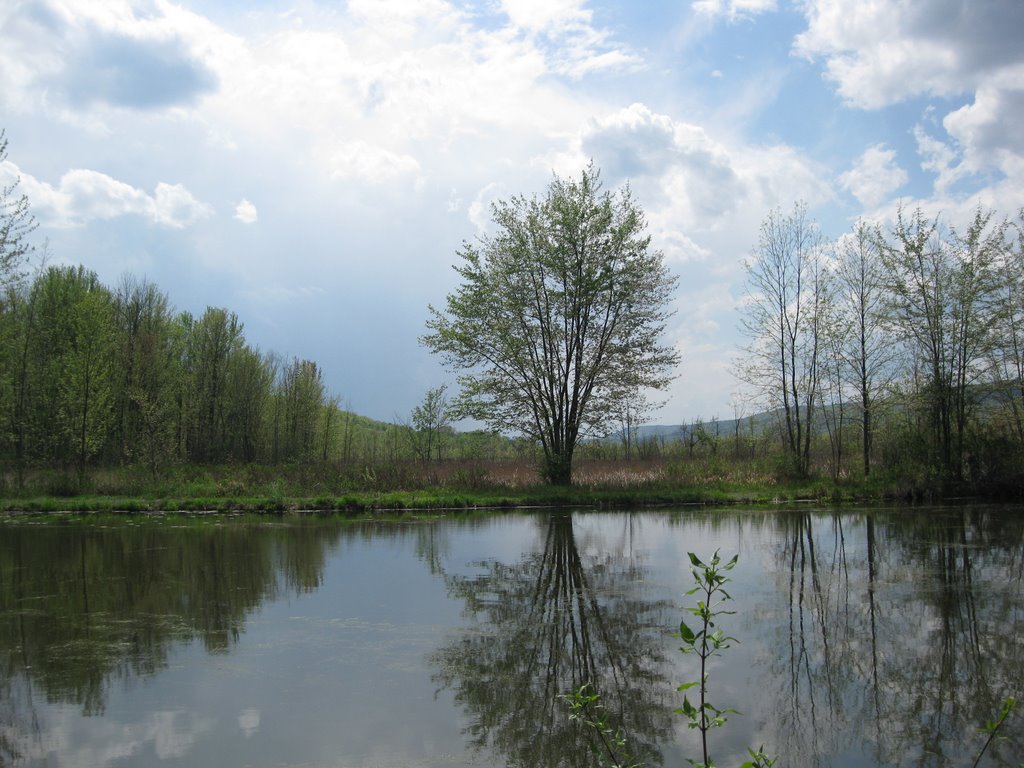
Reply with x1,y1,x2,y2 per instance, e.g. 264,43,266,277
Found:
692,0,777,22
942,72,1024,173
793,0,1024,109
327,141,422,186
468,182,509,233
234,198,258,224
348,0,456,28
839,144,908,209
152,182,213,227
497,0,642,78
7,162,212,228
0,0,219,117
913,125,965,198
499,0,591,33
794,0,1024,203
565,103,829,239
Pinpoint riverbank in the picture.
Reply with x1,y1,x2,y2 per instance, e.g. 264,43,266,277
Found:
0,487,791,515
2,456,1008,515
3,483,902,514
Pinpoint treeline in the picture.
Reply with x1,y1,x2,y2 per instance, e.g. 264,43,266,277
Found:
736,203,1024,492
0,130,529,493
0,265,524,488
1,266,315,478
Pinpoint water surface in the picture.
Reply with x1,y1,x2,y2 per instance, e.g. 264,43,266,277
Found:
0,507,1021,767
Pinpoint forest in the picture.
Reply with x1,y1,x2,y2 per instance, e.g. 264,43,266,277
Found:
735,203,1024,495
3,127,1024,501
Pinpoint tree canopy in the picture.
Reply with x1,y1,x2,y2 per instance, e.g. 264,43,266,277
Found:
423,165,680,484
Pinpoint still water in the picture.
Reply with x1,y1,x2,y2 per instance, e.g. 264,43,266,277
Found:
0,507,1021,767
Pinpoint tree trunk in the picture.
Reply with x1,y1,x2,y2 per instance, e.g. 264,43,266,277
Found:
543,450,573,485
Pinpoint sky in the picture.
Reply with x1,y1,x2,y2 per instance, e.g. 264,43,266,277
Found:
2,0,1023,427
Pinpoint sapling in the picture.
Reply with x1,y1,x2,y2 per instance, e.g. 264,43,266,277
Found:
564,550,774,768
676,550,774,768
972,696,1017,768
562,683,640,768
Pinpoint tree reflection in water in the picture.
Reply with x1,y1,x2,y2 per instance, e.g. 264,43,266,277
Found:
1,508,1020,768
763,508,1024,767
431,513,674,768
0,516,344,763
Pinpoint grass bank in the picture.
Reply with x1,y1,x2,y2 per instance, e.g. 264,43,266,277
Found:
0,456,931,515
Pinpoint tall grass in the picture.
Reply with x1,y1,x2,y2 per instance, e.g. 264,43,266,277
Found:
0,449,996,512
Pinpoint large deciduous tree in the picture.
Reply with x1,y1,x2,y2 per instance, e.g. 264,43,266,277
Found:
423,166,679,485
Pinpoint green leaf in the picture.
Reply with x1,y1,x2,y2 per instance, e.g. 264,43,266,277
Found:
679,620,696,643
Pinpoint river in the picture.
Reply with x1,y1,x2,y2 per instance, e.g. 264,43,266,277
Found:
0,506,1021,767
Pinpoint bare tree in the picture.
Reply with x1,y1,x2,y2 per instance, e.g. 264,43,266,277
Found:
830,220,895,477
0,130,36,295
737,202,830,476
990,209,1024,441
878,206,1006,481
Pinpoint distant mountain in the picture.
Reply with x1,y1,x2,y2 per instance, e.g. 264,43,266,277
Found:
606,410,783,444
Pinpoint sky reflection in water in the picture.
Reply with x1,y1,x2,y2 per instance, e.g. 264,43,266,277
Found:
0,508,1021,767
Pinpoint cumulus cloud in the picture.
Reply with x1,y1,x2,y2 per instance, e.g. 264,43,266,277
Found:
943,74,1024,172
839,144,908,209
348,0,455,27
497,0,642,78
0,0,218,114
151,182,211,227
569,103,827,239
468,182,510,233
234,198,258,224
579,103,744,223
794,0,1024,202
913,125,965,197
794,0,1024,108
7,162,212,228
500,0,590,32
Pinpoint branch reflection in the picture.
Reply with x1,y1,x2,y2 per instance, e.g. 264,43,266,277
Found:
431,513,673,768
763,508,1024,767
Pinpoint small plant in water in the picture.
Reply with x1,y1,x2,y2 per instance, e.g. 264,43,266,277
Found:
676,550,740,768
564,551,773,768
972,696,1017,768
562,683,640,768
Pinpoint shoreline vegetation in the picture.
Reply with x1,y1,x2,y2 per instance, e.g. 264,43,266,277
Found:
2,456,1015,516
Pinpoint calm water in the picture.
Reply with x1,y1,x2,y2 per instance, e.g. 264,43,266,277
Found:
0,507,1021,767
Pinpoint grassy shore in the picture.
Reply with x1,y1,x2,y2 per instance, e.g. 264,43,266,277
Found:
0,456,938,515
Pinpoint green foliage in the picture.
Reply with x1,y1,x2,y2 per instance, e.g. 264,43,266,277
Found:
563,684,641,768
406,385,452,463
676,550,741,768
738,747,776,768
423,164,680,485
972,696,1017,768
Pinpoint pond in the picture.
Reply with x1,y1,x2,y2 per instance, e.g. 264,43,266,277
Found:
0,507,1021,767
